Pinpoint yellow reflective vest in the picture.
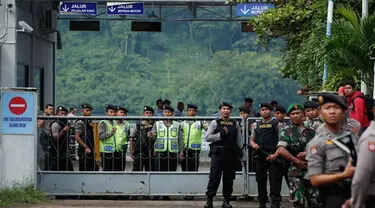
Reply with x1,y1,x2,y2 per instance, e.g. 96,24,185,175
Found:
180,121,203,150
99,120,129,153
154,121,180,153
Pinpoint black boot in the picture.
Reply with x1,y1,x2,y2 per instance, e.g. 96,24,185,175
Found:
222,198,232,208
204,197,213,208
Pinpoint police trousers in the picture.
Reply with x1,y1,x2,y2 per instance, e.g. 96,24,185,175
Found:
133,149,155,171
320,184,350,208
154,151,178,171
79,151,99,171
255,159,283,205
181,149,200,171
205,154,236,199
365,195,375,207
101,152,127,171
45,151,74,171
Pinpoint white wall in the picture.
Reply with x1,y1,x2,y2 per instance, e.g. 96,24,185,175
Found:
16,1,57,109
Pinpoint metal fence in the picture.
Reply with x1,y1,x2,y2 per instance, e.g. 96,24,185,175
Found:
36,116,290,197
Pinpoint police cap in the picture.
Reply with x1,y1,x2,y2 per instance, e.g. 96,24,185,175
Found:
144,106,154,113
274,105,286,113
163,104,175,112
163,99,172,105
317,94,348,110
219,102,233,109
105,104,118,111
69,107,76,112
238,106,250,114
260,103,273,111
118,106,128,113
187,104,198,110
244,98,253,103
57,106,68,112
287,103,304,114
81,103,93,110
303,101,320,109
270,100,278,105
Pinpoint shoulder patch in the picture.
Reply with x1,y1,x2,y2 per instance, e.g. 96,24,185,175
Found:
351,127,358,134
368,142,375,152
310,146,318,155
325,139,333,145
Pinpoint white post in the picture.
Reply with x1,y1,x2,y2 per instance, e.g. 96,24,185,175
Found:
0,0,17,87
361,0,368,94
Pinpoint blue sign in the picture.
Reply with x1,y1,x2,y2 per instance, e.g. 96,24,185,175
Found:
1,92,35,135
60,2,97,15
237,3,274,17
106,2,144,15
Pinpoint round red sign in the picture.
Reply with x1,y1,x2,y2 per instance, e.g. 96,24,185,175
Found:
8,96,27,115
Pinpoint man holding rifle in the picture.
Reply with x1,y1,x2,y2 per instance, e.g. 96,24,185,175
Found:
268,103,316,208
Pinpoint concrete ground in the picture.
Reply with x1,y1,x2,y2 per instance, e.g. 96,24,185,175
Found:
13,199,293,208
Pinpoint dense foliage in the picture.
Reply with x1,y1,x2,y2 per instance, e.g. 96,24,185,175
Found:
251,0,375,92
56,18,302,115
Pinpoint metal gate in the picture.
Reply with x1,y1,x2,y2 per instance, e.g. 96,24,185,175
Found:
37,116,290,197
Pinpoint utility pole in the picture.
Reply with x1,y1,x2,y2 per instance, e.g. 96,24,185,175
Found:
323,0,334,89
361,0,368,94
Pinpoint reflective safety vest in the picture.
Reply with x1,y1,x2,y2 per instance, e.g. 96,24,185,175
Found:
154,121,180,153
180,121,202,150
99,120,129,153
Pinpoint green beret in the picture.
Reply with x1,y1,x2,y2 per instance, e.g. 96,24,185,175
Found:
287,103,304,114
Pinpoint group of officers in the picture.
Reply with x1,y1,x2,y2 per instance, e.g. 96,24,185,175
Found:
38,93,375,208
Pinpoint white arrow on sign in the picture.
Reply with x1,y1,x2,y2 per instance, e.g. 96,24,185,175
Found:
62,4,69,12
241,5,250,15
108,6,116,12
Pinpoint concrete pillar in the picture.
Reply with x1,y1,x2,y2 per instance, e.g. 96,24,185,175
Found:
0,0,17,87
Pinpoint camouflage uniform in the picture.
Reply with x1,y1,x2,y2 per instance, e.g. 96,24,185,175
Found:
304,117,324,131
278,123,316,208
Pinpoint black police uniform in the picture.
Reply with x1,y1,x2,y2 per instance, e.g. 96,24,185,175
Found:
132,116,156,171
76,104,98,171
205,102,243,208
254,103,282,208
46,106,74,171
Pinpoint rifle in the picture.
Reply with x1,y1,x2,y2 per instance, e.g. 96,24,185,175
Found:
254,146,283,164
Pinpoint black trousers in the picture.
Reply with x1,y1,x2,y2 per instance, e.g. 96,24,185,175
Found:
181,149,200,171
79,152,99,171
154,151,178,171
101,152,127,171
206,154,236,199
255,159,282,205
44,152,74,171
132,150,155,171
282,160,290,188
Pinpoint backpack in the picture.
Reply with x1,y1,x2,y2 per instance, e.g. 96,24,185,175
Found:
349,94,374,121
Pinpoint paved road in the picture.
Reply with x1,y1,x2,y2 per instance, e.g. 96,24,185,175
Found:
16,199,293,208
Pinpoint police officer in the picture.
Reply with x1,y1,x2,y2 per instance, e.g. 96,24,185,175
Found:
270,103,316,208
244,98,257,117
74,103,99,171
149,105,183,172
342,100,375,208
180,104,208,200
250,103,282,208
204,102,244,208
131,106,155,172
274,105,288,133
98,104,118,171
113,105,130,171
307,94,356,208
48,106,74,171
303,101,323,131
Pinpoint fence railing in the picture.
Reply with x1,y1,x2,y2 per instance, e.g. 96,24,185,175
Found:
36,116,290,197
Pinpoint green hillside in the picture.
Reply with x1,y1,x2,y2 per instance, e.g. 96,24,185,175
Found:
56,19,302,115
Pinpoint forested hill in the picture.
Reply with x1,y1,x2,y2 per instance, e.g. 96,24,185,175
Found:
56,19,303,115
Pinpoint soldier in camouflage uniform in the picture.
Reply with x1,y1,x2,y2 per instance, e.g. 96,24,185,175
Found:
303,101,323,131
268,103,316,208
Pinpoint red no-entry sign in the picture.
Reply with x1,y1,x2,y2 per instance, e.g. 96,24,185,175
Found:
8,96,27,115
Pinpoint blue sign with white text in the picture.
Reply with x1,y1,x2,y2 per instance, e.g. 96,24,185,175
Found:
1,91,35,135
237,3,274,17
60,2,97,15
106,2,144,15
